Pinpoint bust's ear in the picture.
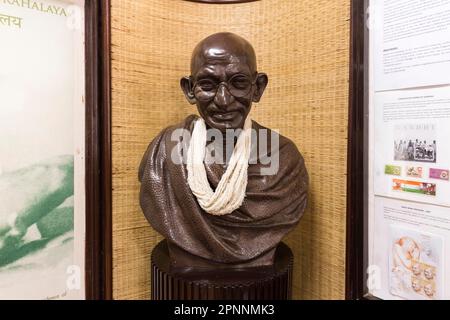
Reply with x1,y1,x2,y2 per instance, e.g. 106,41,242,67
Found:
252,73,268,103
180,76,196,105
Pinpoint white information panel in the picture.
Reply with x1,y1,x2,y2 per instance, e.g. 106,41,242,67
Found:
367,0,450,300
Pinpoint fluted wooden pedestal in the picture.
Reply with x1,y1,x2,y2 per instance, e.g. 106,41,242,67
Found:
151,240,293,300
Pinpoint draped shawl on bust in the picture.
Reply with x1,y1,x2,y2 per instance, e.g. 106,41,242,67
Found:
139,115,308,263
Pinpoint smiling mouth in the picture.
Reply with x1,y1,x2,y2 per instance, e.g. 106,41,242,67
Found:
211,111,239,121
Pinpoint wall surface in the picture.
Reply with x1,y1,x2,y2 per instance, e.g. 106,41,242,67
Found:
111,0,350,299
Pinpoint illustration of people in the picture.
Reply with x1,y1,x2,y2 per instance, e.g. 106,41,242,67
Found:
423,140,428,159
415,141,424,160
407,140,414,161
393,237,420,270
411,278,422,293
391,237,421,294
394,141,399,160
427,141,434,159
395,140,403,160
424,267,435,280
395,138,436,162
400,140,407,160
414,139,420,160
424,283,435,298
412,263,422,276
432,140,436,161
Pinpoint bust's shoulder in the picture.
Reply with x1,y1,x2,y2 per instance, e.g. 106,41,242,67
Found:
157,114,199,136
252,120,303,159
139,115,198,181
250,120,308,186
145,115,199,150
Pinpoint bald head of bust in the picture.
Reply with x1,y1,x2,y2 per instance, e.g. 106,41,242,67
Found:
181,32,268,132
190,32,258,76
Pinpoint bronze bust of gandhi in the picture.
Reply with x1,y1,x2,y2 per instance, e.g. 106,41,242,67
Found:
139,32,308,268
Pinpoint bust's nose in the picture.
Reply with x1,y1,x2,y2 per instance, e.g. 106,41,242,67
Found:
214,84,234,110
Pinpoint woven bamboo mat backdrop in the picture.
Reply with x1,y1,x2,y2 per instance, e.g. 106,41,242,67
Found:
111,0,350,299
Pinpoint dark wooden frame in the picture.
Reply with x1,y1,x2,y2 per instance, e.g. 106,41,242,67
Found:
346,0,369,300
81,0,377,301
84,0,112,300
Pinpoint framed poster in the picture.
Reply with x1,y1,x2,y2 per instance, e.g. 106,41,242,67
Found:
347,0,450,300
0,0,111,299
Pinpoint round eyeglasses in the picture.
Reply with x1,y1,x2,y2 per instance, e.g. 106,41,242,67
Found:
193,74,256,101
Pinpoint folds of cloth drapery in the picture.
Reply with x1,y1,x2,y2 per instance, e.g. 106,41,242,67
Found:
139,115,308,265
